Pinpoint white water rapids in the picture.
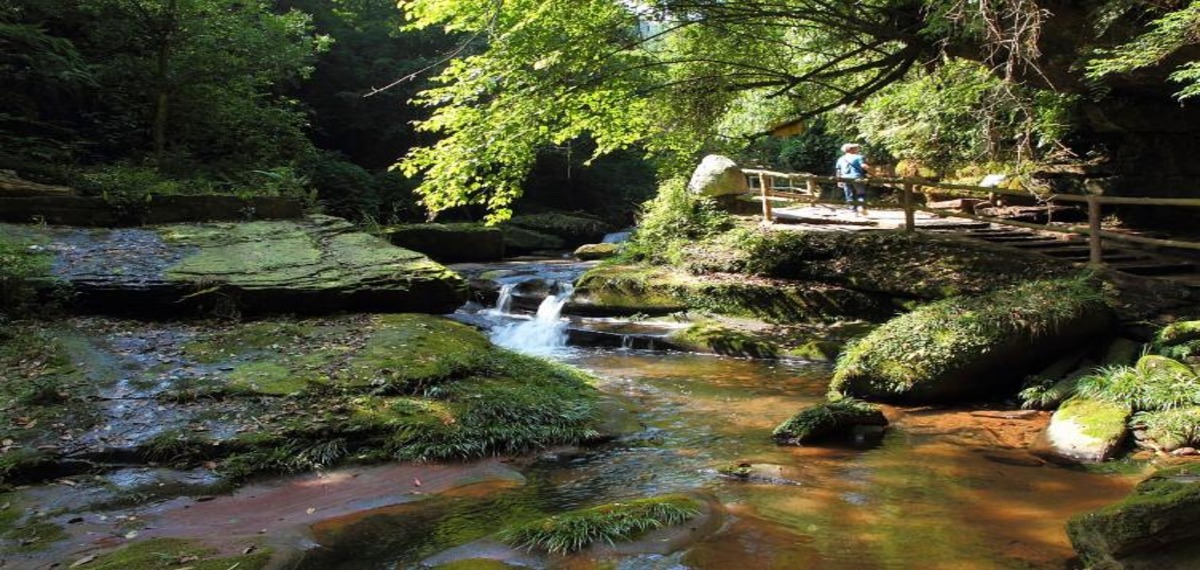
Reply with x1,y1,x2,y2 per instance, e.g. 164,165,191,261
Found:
489,282,574,355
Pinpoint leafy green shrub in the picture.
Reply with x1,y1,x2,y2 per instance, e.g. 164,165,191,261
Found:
499,495,700,554
856,59,1077,173
303,154,378,220
248,166,319,210
372,170,424,224
624,177,732,264
1075,355,1200,411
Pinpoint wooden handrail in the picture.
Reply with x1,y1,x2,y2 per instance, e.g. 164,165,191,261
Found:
741,168,1200,262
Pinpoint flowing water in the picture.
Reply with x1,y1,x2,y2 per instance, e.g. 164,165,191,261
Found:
300,261,1139,570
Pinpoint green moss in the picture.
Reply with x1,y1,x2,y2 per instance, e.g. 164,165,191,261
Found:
388,352,600,461
831,275,1110,402
83,538,271,570
341,315,494,393
1,520,60,553
574,243,619,260
667,322,779,358
572,265,690,315
1,519,67,553
160,218,466,306
228,361,306,395
772,399,887,444
1156,320,1200,347
498,495,700,554
1067,467,1200,569
1058,397,1130,440
182,321,316,363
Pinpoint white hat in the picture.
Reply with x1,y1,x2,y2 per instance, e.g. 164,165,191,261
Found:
841,143,861,152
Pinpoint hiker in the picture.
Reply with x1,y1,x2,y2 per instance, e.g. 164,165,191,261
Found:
835,143,869,214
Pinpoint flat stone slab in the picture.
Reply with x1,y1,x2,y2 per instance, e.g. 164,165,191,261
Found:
3,215,467,315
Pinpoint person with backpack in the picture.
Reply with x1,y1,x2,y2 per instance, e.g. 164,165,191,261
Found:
835,143,870,215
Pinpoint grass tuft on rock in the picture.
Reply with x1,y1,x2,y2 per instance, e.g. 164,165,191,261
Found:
831,275,1109,402
772,399,887,445
499,495,700,554
1075,355,1200,412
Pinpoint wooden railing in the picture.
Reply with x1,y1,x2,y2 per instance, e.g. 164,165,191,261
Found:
740,168,1200,265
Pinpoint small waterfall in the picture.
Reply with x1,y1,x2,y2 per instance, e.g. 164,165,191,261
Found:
620,335,633,350
491,283,574,355
490,283,516,315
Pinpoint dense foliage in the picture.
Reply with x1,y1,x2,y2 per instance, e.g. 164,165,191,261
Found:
396,0,1200,219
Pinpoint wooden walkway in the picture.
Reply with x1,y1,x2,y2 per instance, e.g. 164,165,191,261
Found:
764,204,1200,290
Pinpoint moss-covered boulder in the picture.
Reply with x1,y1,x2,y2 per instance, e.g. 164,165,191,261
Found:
499,225,565,255
666,322,781,358
568,264,892,322
1153,320,1200,363
1034,397,1131,463
2,216,468,315
384,223,505,262
772,399,888,445
1068,467,1200,569
573,242,619,261
506,212,615,247
830,277,1113,403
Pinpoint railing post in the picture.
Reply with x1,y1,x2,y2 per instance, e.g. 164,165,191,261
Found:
806,177,818,204
902,182,915,232
760,174,773,222
1087,194,1103,265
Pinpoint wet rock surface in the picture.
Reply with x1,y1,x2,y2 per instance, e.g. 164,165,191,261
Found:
2,215,468,316
1068,466,1200,570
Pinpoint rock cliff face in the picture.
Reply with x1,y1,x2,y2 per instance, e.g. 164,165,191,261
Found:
2,215,468,315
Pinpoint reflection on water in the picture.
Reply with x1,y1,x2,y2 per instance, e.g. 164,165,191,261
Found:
300,349,1136,569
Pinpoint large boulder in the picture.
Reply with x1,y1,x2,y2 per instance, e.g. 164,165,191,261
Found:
505,212,614,248
1032,397,1130,463
830,277,1114,403
687,155,748,197
573,242,619,260
1,215,468,315
500,225,565,255
384,223,505,262
1068,467,1200,569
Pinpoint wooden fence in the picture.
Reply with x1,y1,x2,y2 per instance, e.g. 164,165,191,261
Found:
741,168,1200,265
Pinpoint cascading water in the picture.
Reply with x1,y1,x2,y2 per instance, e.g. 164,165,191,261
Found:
490,282,574,355
488,283,516,316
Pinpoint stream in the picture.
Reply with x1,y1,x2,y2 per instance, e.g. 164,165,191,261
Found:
295,259,1138,570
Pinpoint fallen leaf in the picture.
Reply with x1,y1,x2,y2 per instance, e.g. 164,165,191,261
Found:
413,478,421,487
124,530,138,539
305,507,316,515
